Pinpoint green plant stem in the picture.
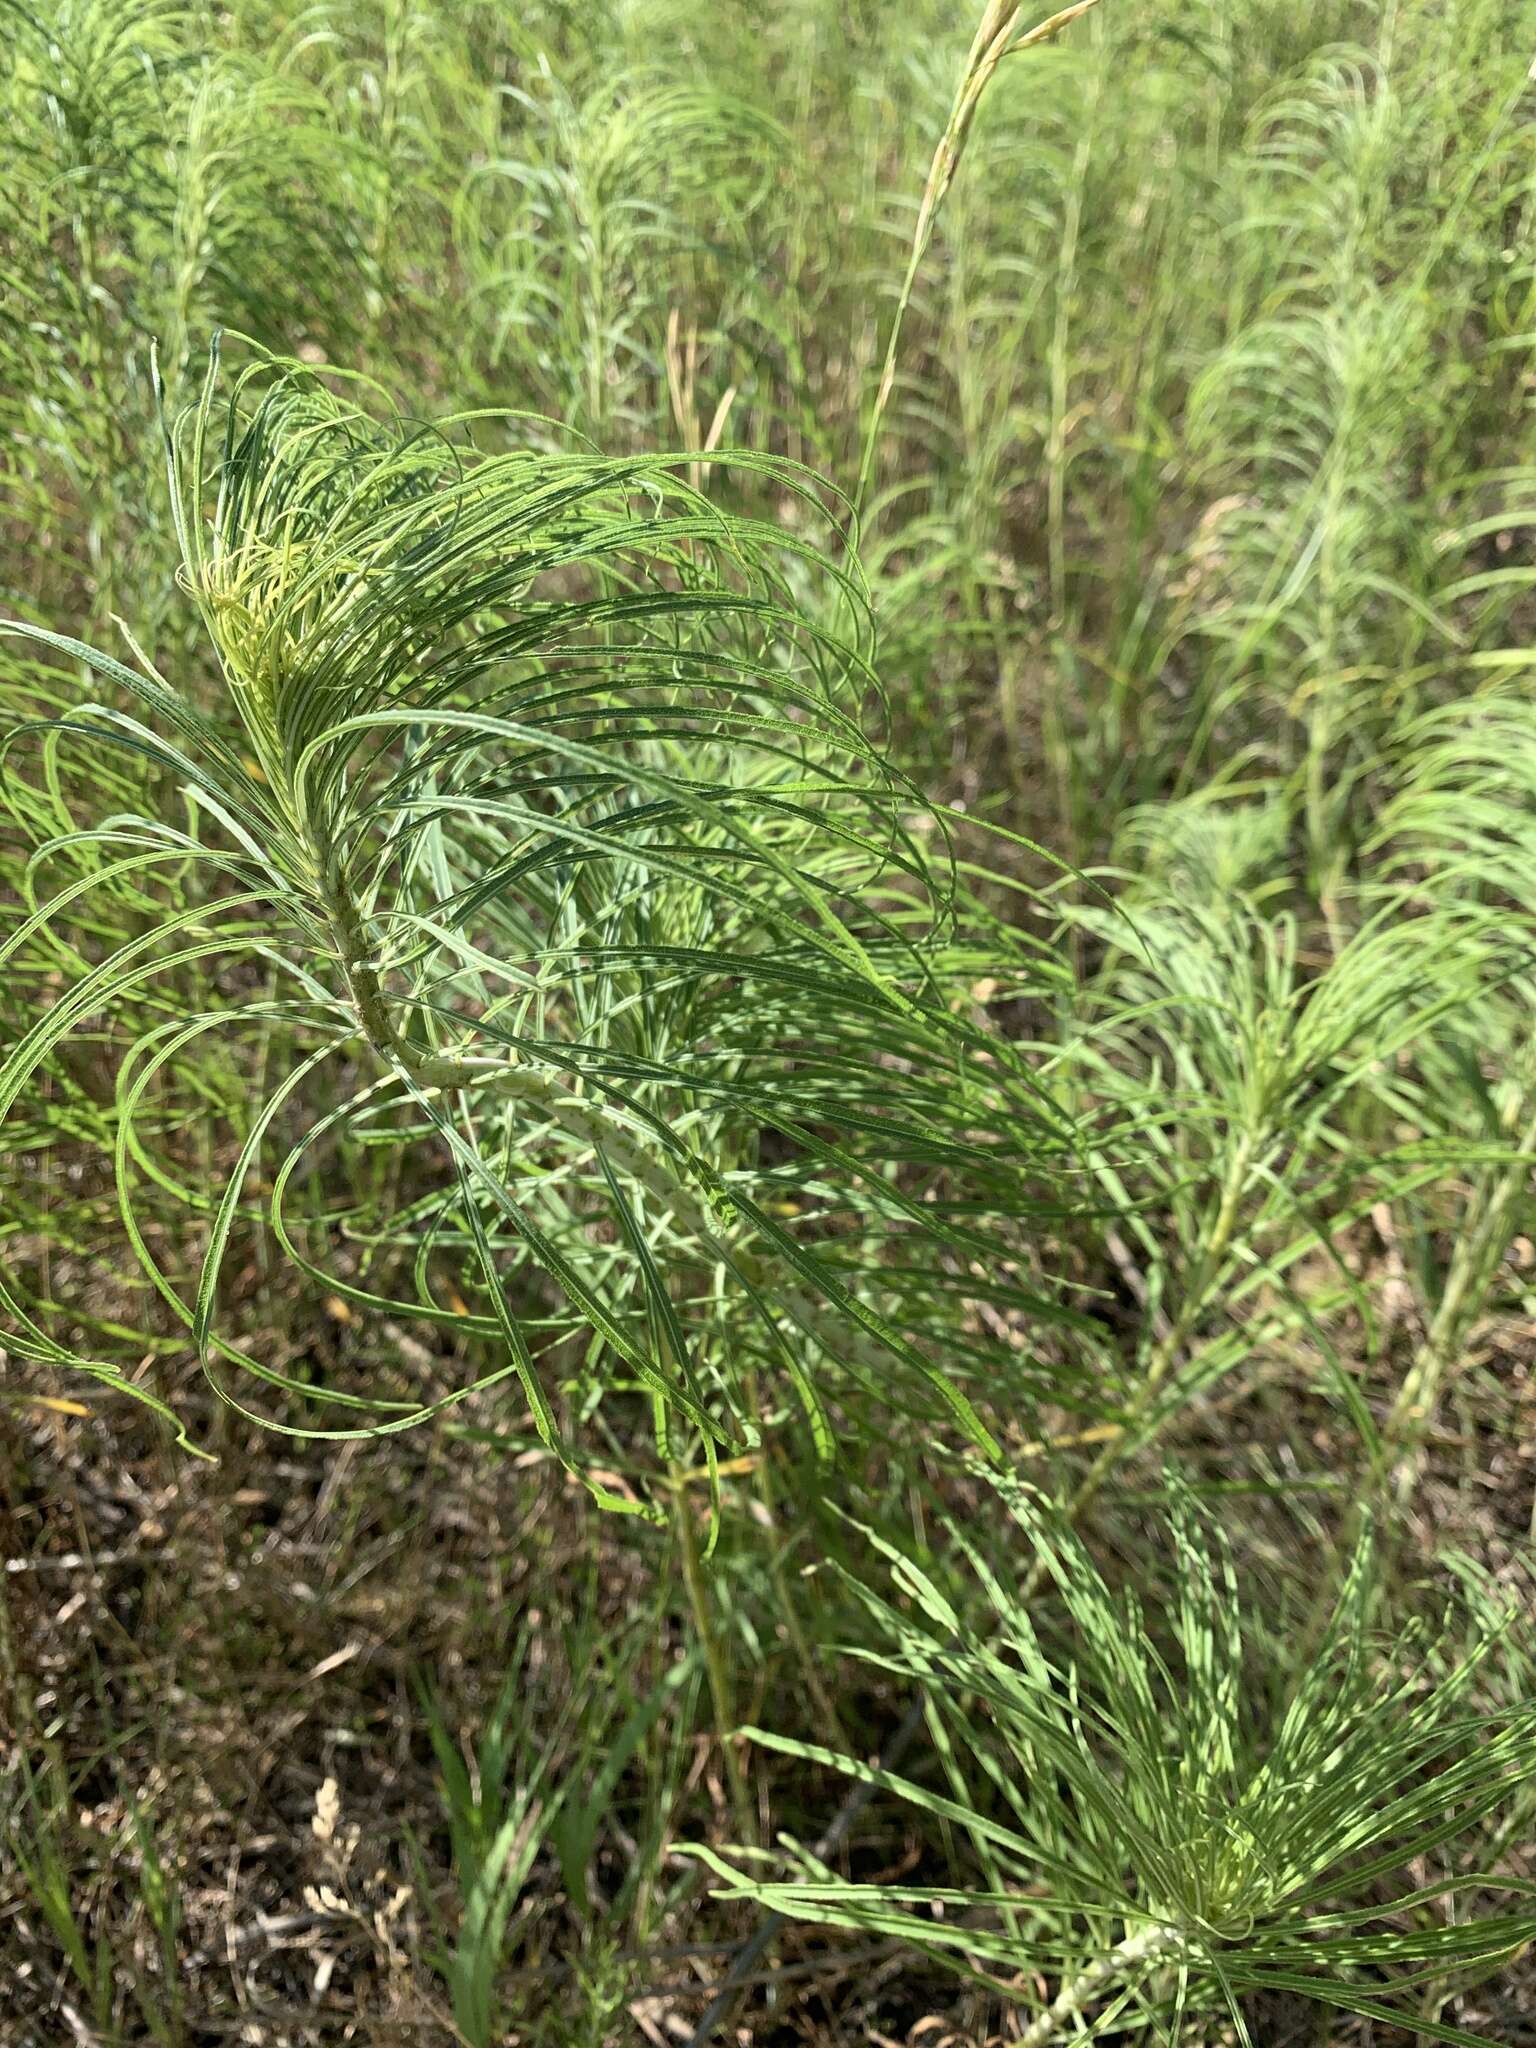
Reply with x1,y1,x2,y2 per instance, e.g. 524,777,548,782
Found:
73,195,122,622
1025,1127,1258,1593
670,1468,755,1847
1046,112,1094,627
748,1373,851,1751
1384,1092,1536,1499
1018,1922,1182,2048
854,0,1101,516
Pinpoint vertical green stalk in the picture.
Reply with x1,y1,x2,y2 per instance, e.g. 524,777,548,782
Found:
1028,1126,1259,1592
747,1376,850,1752
1385,1092,1536,1499
1305,441,1351,941
1046,113,1094,627
854,0,1101,517
670,1466,755,1846
73,192,123,623
367,0,409,345
326,867,404,1066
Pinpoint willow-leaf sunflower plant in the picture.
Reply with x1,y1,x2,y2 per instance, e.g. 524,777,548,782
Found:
692,1476,1536,2046
0,342,1083,1509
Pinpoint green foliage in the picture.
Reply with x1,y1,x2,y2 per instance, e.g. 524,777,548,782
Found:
5,1749,187,2042
417,1623,696,2045
4,0,1536,2036
1,342,1080,1500
421,1641,577,2045
695,1480,1536,2044
453,68,786,436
